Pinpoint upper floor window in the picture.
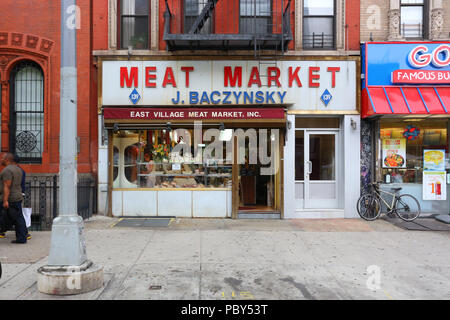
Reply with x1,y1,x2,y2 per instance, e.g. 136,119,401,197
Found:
240,0,272,34
10,61,44,163
119,0,150,49
184,0,213,34
400,0,427,39
303,0,335,50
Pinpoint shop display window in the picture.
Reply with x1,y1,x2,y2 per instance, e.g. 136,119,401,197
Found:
112,129,232,189
379,119,449,184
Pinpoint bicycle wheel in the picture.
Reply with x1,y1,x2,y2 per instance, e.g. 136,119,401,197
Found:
395,194,421,221
357,194,381,221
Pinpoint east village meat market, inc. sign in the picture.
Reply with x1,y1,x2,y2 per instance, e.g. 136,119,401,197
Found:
102,60,357,111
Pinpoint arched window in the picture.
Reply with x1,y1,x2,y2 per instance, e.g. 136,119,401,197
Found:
9,61,44,163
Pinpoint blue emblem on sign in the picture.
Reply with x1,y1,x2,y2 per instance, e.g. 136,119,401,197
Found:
129,88,141,105
321,89,332,107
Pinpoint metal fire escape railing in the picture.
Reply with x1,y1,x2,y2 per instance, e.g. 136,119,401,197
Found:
163,0,292,53
188,0,218,34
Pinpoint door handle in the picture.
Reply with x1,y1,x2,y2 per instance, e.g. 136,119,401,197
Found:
305,161,312,176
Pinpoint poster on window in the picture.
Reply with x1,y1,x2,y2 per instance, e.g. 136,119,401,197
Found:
423,171,447,201
382,139,406,168
423,149,445,171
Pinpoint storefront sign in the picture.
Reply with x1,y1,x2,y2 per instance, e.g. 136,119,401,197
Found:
102,60,356,111
103,108,285,120
382,139,406,168
392,69,450,84
424,149,446,171
365,42,450,86
423,171,447,201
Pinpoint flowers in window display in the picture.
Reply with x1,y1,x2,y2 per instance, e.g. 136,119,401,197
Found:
152,143,170,162
403,125,420,140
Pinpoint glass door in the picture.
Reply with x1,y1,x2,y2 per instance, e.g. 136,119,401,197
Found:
304,131,338,209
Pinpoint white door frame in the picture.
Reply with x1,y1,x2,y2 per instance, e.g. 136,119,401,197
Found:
304,129,339,209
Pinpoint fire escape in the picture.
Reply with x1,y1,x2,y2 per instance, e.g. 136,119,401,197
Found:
163,0,293,55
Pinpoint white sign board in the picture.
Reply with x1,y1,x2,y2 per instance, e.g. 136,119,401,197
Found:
102,60,356,111
423,171,447,201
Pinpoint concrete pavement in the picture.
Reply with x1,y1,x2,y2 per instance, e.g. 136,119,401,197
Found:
1,215,449,300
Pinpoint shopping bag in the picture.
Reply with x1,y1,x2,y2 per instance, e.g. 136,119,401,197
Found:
22,207,32,228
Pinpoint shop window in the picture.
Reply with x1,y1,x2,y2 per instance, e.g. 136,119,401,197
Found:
303,0,335,50
113,129,233,189
113,146,119,181
400,0,428,39
9,61,44,163
184,0,213,34
119,0,150,49
379,119,449,184
240,0,272,34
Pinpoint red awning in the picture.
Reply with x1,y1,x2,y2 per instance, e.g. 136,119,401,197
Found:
362,86,450,118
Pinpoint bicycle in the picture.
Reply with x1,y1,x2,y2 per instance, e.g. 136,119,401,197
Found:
357,182,421,222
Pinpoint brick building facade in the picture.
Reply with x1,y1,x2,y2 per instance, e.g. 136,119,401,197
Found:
359,0,450,214
360,0,449,41
93,0,362,219
0,0,98,176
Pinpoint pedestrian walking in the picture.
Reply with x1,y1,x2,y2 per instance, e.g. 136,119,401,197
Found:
0,153,28,243
13,155,31,240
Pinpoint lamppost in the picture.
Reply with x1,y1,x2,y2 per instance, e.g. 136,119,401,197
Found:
37,0,103,295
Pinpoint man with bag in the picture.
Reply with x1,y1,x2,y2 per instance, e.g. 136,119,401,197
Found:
13,155,31,240
0,153,28,243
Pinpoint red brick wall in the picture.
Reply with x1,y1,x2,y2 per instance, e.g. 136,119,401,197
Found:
346,0,360,51
0,0,97,175
93,0,109,51
159,0,295,51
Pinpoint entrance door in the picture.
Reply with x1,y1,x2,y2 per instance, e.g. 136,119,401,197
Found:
304,131,338,209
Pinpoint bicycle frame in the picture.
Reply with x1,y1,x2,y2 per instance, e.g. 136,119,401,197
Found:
371,186,398,213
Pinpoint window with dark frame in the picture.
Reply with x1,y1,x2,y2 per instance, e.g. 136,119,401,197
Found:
303,0,335,50
119,0,150,49
239,0,272,34
9,61,44,163
184,0,213,34
400,0,427,39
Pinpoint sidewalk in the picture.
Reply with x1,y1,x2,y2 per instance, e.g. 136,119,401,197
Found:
1,215,449,300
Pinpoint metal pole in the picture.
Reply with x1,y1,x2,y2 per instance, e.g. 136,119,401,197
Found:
37,1,103,295
46,0,87,266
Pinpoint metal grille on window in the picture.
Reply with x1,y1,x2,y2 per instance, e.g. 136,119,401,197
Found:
184,0,212,34
10,61,44,163
400,0,425,39
303,0,335,50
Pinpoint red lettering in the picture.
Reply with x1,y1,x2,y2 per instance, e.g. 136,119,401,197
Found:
120,67,138,88
162,67,177,88
327,67,340,88
288,67,302,87
267,67,281,87
145,67,157,88
181,66,194,87
309,67,320,88
247,67,262,87
224,66,242,87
